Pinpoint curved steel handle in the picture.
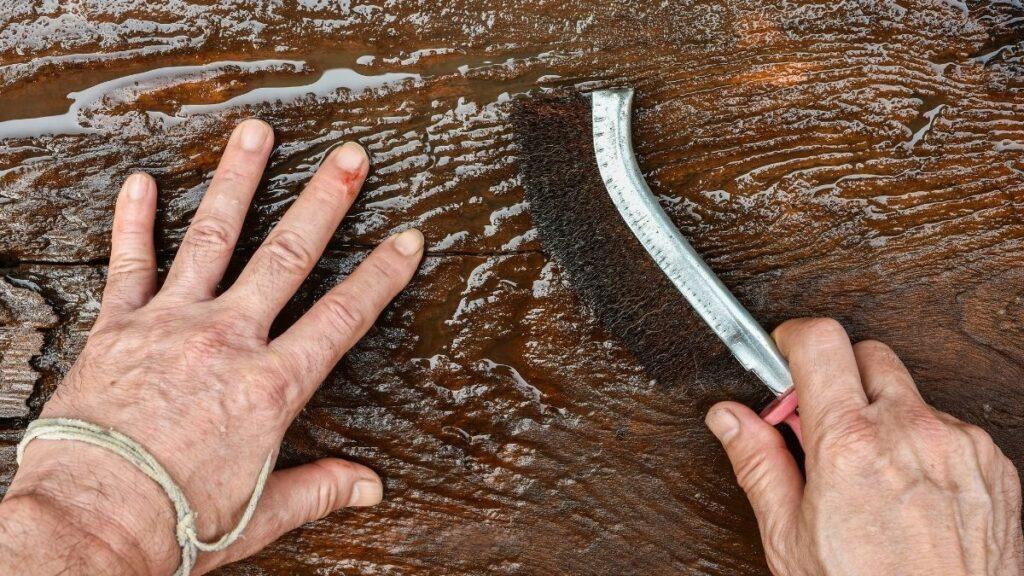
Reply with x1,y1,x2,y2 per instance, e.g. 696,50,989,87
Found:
591,88,793,397
590,88,803,446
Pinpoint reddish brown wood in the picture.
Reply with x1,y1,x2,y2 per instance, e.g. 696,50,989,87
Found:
1,1,1023,574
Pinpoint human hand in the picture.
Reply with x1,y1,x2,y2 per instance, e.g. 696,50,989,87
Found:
0,120,424,575
706,318,1024,576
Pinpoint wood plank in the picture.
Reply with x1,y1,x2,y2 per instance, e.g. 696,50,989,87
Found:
1,2,1020,265
2,248,1023,574
0,1,1023,574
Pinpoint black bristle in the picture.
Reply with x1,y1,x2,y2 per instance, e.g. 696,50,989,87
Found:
512,91,753,396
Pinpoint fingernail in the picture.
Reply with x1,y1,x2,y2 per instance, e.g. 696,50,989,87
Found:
238,119,270,152
705,407,740,442
392,229,424,256
334,141,368,172
348,478,383,507
124,173,150,201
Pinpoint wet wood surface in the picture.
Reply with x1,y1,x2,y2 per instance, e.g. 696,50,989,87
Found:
1,1,1023,574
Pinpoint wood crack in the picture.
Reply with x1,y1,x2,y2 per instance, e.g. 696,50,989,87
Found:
0,247,546,269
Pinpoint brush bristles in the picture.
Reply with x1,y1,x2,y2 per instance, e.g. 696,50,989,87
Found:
512,91,760,400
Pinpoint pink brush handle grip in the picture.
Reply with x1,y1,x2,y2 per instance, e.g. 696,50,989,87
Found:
759,387,803,446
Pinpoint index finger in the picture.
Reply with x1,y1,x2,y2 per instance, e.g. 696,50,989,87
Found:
772,318,868,434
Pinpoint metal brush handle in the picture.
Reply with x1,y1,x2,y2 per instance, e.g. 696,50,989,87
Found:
591,88,799,440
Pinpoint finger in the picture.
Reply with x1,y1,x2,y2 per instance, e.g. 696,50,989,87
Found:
772,318,868,431
270,229,423,392
197,458,382,572
224,142,369,328
706,401,804,544
163,119,273,299
851,339,922,404
100,173,158,318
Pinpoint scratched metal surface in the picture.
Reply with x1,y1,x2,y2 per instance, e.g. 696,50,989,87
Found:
1,1,1023,574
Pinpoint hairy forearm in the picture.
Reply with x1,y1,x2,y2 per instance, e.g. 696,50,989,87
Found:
0,441,179,576
0,492,139,575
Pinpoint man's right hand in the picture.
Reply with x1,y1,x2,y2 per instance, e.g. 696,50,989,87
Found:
706,318,1024,576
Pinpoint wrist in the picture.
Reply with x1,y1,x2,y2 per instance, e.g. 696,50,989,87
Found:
2,440,180,575
0,492,140,575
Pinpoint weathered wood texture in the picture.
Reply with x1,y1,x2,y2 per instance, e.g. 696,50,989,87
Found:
1,1,1023,574
0,278,57,417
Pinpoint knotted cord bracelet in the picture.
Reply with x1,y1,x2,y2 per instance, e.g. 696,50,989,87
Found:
16,418,273,576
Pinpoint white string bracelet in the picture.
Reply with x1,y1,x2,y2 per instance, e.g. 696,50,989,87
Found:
16,418,273,576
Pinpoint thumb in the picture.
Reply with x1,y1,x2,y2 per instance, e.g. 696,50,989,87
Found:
706,401,804,545
197,458,383,572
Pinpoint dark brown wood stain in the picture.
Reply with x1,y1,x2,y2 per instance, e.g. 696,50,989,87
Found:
0,1,1022,574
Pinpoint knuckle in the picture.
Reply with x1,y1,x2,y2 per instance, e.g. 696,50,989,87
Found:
215,165,251,187
313,478,339,519
904,409,955,443
144,305,183,328
305,177,346,206
368,255,403,282
959,422,995,448
251,377,293,416
319,294,365,338
234,354,298,419
762,528,801,576
764,553,793,576
181,319,252,364
113,217,147,236
87,318,125,343
309,460,353,517
732,450,775,497
262,230,317,276
852,339,893,358
224,360,294,420
903,411,973,460
266,347,304,381
798,317,849,347
183,330,232,361
108,254,154,277
957,423,1012,472
187,217,234,253
1004,461,1022,495
222,380,291,426
816,415,880,465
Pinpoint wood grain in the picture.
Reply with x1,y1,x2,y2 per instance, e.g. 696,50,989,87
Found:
1,0,1023,574
0,278,57,418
